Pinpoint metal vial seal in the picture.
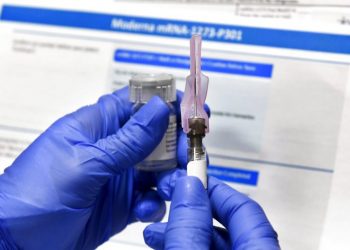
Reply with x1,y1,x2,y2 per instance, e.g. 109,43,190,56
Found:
129,73,177,171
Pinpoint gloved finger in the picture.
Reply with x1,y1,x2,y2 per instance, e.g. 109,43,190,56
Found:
134,170,157,191
144,222,167,250
177,131,188,169
133,130,187,192
212,226,231,250
65,87,132,142
144,223,230,250
91,96,170,173
164,176,212,249
133,129,189,193
154,138,210,200
156,168,186,200
133,190,166,223
208,177,280,249
175,90,184,127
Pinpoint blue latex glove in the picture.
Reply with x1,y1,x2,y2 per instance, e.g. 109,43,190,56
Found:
144,174,280,250
0,87,178,249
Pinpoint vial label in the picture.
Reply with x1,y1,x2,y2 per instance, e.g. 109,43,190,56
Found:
145,114,177,161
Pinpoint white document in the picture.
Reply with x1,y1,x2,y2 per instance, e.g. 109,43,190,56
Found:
0,1,349,249
120,0,350,27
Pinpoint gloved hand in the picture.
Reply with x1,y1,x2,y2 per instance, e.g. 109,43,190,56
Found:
0,87,178,250
144,174,280,250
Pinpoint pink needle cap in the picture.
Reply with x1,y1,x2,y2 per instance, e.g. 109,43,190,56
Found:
181,34,209,134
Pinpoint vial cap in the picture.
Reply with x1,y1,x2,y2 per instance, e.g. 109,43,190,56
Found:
129,73,176,103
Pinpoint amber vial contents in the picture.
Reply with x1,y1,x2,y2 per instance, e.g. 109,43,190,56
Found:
129,73,177,171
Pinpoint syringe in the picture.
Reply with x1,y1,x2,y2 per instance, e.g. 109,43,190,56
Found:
180,34,209,188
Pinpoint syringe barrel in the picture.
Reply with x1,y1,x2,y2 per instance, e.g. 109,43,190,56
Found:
187,145,207,189
188,141,206,162
186,117,207,188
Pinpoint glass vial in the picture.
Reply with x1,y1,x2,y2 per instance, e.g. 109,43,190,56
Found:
129,73,177,171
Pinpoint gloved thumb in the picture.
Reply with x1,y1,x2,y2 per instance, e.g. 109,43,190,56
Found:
92,95,170,173
144,176,212,250
54,96,170,208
